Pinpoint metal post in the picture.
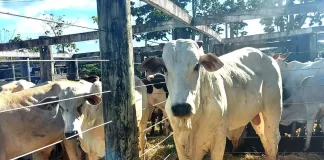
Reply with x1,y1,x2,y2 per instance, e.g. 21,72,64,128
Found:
11,63,16,81
27,58,31,82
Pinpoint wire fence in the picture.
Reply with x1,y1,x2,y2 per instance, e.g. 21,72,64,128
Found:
2,2,324,160
3,80,170,160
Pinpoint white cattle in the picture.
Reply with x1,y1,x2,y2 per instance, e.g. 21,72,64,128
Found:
0,80,83,160
273,54,324,151
138,39,282,160
44,76,149,160
0,79,36,94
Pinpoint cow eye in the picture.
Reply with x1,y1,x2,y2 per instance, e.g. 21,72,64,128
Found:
77,105,82,115
162,66,167,73
194,64,200,72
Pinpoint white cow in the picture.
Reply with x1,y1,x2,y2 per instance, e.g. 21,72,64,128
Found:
273,54,324,151
44,76,150,160
0,79,36,94
138,39,282,160
0,80,83,160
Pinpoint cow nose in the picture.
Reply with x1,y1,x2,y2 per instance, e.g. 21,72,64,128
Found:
65,131,78,139
171,103,191,117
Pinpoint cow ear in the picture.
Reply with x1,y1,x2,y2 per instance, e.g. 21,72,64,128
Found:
85,95,102,105
197,41,203,48
272,54,279,60
280,55,287,60
38,96,59,110
199,53,224,72
137,57,165,73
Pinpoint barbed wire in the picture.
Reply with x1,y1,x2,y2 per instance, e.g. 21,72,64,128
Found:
164,153,172,160
0,11,102,32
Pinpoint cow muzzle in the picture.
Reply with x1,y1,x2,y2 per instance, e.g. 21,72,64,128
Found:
65,131,78,139
171,103,191,117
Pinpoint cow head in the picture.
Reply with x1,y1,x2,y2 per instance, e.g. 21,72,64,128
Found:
48,81,102,139
138,39,224,123
142,73,168,98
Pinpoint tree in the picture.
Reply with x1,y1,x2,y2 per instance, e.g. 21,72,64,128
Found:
245,0,324,33
131,0,191,41
9,33,40,52
42,14,79,53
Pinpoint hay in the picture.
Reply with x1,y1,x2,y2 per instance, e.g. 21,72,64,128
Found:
145,135,324,160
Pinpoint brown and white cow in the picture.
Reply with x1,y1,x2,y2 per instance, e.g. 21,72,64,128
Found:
138,39,282,160
0,79,36,94
43,76,150,160
0,80,85,160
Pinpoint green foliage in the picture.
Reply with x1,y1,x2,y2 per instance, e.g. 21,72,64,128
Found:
131,0,191,41
246,0,324,33
9,34,41,52
79,63,101,78
197,0,248,37
43,14,79,53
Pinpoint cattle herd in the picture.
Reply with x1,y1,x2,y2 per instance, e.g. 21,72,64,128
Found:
0,39,324,160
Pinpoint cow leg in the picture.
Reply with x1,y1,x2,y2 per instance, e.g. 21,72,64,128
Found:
291,122,297,137
150,110,156,136
62,139,81,160
300,123,306,136
303,108,318,151
320,117,324,150
251,112,280,160
162,109,171,136
227,126,246,152
210,125,227,160
158,110,163,135
31,146,55,160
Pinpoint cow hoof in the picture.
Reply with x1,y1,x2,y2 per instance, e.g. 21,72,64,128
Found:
303,147,309,152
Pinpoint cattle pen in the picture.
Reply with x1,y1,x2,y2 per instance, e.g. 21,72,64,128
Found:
1,0,324,160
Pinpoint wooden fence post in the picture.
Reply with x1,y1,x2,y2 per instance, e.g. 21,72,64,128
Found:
67,58,79,80
97,0,138,159
39,36,54,82
11,63,16,81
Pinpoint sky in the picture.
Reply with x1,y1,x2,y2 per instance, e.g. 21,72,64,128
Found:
0,0,319,54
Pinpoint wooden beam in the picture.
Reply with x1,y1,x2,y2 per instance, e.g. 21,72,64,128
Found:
193,2,324,25
228,40,292,49
39,36,54,82
140,0,222,42
97,0,138,159
224,26,324,44
0,31,98,52
71,51,100,59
